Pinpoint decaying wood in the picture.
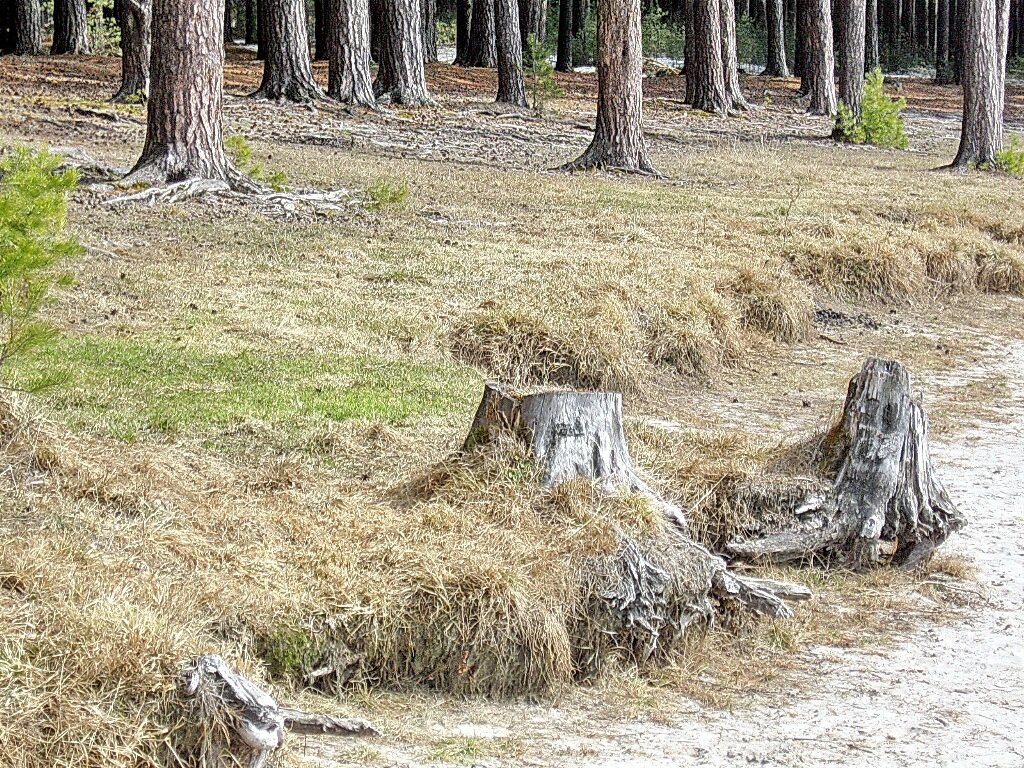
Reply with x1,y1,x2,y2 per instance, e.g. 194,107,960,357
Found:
464,382,801,633
726,357,967,570
181,654,376,767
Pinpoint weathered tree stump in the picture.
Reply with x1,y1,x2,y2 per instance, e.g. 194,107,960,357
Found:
464,383,802,638
727,357,967,570
181,654,376,767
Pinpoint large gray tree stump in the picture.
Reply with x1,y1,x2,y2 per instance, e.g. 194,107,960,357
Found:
727,358,967,570
464,383,805,642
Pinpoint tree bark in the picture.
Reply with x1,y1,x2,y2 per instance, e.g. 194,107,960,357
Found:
224,0,234,42
51,0,89,54
801,0,837,114
763,0,790,75
466,0,498,65
556,0,574,70
720,0,750,109
374,0,435,104
113,0,151,102
327,0,377,105
835,0,867,123
952,0,1009,166
125,0,249,189
422,0,438,60
866,0,880,68
495,0,528,104
562,0,655,172
13,0,43,54
454,0,471,63
794,0,807,78
935,0,951,80
688,0,728,113
256,0,268,58
726,358,967,570
253,0,324,101
245,0,258,43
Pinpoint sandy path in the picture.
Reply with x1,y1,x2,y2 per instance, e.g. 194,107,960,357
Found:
306,343,1024,768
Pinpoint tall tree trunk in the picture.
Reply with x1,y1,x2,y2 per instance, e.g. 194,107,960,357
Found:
952,0,1009,166
245,0,258,43
801,0,837,114
51,0,89,54
721,0,750,108
257,0,268,58
935,0,951,80
795,0,807,77
688,0,728,113
466,0,497,65
495,0,527,104
253,0,324,101
125,0,245,187
374,0,435,104
327,0,376,105
14,0,43,54
562,0,655,172
866,0,880,68
113,0,151,101
835,0,866,124
224,0,234,42
556,0,573,70
454,0,471,63
519,0,546,48
422,0,438,61
763,0,790,74
314,0,329,59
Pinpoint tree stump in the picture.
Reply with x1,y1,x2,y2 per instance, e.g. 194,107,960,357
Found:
727,357,967,570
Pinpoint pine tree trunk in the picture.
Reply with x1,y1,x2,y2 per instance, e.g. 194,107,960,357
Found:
253,0,324,101
562,0,655,173
224,0,234,42
835,0,866,124
495,0,527,104
256,0,267,58
866,0,880,68
422,0,438,60
935,0,951,80
327,0,377,105
720,0,749,109
795,0,807,77
245,0,257,43
125,0,246,188
113,0,151,102
13,0,43,54
466,0,497,65
688,0,728,113
314,0,329,59
374,0,435,104
454,0,471,63
556,0,574,70
763,0,790,74
952,0,1008,166
801,0,837,114
51,0,89,54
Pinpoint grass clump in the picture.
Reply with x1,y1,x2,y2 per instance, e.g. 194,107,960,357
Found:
365,178,410,210
975,250,1024,295
225,134,288,190
834,69,908,149
0,146,81,391
995,135,1024,176
723,264,814,342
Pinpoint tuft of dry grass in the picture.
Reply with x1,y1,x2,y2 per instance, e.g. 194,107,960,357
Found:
975,250,1024,294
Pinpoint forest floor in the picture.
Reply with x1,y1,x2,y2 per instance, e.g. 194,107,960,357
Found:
1,51,1023,768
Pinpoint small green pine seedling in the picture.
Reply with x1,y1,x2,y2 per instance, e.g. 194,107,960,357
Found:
834,69,908,150
996,135,1024,176
365,178,410,211
526,34,564,116
0,147,82,391
226,134,289,191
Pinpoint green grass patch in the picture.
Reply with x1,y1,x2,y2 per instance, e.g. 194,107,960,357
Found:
13,334,480,441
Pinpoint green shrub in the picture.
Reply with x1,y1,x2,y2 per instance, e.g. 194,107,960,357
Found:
736,16,766,66
436,19,457,47
527,34,563,116
225,134,288,191
366,178,410,210
996,135,1024,176
87,0,121,54
834,68,908,149
641,9,685,60
0,147,81,391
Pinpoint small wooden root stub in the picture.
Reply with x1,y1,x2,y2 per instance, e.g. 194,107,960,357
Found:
727,357,967,570
463,382,800,634
181,654,376,767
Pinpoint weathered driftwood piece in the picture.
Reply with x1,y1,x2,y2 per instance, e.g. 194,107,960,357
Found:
181,654,376,767
727,357,966,570
464,383,802,634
